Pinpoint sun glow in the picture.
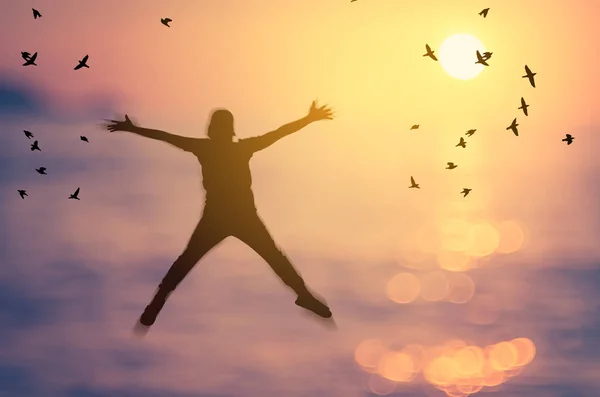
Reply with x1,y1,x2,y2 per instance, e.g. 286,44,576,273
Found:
439,34,487,80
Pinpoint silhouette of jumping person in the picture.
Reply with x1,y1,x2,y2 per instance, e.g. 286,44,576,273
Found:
105,101,334,331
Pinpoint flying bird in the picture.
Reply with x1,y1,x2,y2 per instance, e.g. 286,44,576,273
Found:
479,8,489,18
562,134,574,145
456,137,467,148
35,167,47,175
22,52,37,66
18,190,28,199
30,140,41,151
80,136,89,142
522,65,536,87
423,44,438,61
482,51,493,61
506,118,519,136
446,162,458,170
69,188,81,200
23,130,34,139
518,97,529,116
32,8,42,19
461,188,472,197
465,129,476,137
475,50,489,66
409,176,420,189
74,55,89,70
161,18,172,27
21,51,31,60
410,124,420,130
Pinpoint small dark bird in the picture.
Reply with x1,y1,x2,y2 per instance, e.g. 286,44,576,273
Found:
423,44,438,61
161,18,172,27
80,136,89,142
410,124,420,130
456,137,467,148
562,134,574,145
18,190,28,199
23,130,34,139
475,50,489,66
461,188,472,197
69,187,81,200
30,140,41,151
506,118,519,136
32,8,42,19
482,51,493,61
35,167,47,175
409,176,420,189
74,55,89,70
466,129,476,137
446,162,458,170
23,52,38,66
21,51,31,60
522,65,536,87
518,97,529,116
479,8,489,18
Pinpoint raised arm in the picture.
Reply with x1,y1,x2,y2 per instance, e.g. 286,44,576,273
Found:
240,101,333,153
105,115,200,152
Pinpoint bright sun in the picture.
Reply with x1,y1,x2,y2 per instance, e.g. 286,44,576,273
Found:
439,34,487,80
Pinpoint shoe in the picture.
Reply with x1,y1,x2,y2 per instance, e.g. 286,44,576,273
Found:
138,292,168,327
295,294,332,319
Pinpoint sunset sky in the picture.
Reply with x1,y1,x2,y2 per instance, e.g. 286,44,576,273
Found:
1,1,599,396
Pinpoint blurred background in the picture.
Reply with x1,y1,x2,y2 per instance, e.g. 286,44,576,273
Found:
0,0,599,396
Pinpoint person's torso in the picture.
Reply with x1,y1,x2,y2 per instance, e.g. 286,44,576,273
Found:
194,141,255,207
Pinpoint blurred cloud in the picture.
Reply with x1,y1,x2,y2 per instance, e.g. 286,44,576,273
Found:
0,69,118,124
1,0,600,397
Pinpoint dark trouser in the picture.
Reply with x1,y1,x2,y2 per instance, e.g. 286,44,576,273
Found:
156,207,308,297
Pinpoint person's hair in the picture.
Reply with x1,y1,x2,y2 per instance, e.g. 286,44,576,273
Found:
207,109,234,139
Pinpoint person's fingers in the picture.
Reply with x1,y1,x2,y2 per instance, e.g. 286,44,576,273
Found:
319,104,327,110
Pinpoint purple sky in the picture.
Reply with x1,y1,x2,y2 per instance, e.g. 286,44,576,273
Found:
1,1,600,397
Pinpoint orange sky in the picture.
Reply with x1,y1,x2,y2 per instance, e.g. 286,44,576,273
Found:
1,1,600,397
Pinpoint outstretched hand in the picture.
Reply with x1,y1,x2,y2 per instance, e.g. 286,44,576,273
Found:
105,114,136,132
307,101,334,122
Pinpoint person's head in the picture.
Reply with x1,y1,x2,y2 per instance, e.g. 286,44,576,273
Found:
207,109,235,142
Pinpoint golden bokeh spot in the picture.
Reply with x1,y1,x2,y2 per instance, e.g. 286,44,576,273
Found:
378,351,416,382
509,337,536,366
401,344,425,372
465,221,500,257
445,273,476,304
355,339,388,372
437,250,473,272
386,272,421,304
354,337,537,395
419,271,450,302
453,346,484,376
457,376,484,395
424,356,458,387
496,220,526,254
482,366,505,388
489,342,518,371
